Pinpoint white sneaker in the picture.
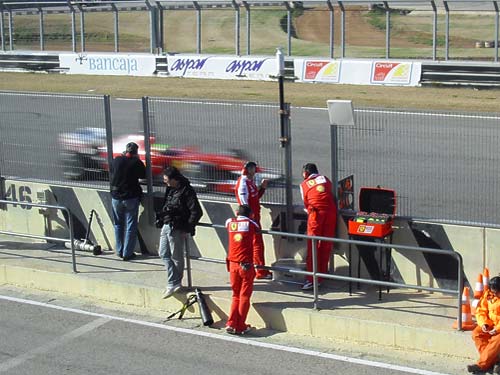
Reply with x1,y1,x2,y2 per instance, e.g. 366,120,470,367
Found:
162,284,181,299
301,281,321,290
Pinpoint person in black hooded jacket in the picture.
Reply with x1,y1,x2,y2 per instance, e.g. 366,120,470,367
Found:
157,166,203,298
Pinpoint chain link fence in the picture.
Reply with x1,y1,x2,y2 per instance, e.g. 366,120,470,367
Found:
146,97,286,204
0,91,109,188
337,107,500,225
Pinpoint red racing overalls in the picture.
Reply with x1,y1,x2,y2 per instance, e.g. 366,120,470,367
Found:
300,173,337,283
225,215,259,333
235,173,270,278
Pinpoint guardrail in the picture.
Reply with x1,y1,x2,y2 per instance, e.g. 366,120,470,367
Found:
195,222,465,331
0,199,77,272
1,51,499,87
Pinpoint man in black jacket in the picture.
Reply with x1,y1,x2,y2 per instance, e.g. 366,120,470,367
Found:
157,166,203,298
110,142,146,261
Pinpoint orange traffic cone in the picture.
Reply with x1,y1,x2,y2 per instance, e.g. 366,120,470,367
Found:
452,286,477,330
471,274,484,315
483,267,490,292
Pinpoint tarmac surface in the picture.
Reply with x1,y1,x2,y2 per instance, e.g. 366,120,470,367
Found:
0,238,478,361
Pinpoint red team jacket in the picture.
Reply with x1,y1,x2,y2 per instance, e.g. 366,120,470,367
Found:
225,216,259,264
299,173,336,212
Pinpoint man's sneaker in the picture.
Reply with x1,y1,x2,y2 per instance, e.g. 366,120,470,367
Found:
123,253,137,261
225,326,237,335
162,284,181,299
239,325,252,335
301,281,321,290
467,364,482,373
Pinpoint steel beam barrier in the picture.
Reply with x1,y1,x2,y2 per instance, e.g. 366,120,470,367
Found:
431,0,437,60
232,0,240,56
495,1,499,62
327,0,334,58
384,1,390,59
0,199,77,273
0,5,4,52
243,1,250,55
111,2,119,52
338,1,345,58
194,1,201,54
444,1,449,60
7,7,12,50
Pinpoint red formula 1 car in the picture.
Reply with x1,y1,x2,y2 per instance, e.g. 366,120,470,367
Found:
59,129,283,194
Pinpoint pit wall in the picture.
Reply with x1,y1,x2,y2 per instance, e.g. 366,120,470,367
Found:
0,179,497,290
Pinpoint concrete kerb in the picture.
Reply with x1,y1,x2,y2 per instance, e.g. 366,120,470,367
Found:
0,263,477,359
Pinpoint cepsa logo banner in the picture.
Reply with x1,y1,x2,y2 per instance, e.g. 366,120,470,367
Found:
59,53,156,76
167,55,277,81
371,62,412,84
302,60,341,82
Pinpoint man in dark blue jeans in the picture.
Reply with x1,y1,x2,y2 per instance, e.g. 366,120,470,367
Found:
110,142,146,261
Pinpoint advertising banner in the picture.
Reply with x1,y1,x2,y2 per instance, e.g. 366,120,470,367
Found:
302,60,341,82
167,55,277,81
59,53,157,76
370,61,412,84
295,58,421,86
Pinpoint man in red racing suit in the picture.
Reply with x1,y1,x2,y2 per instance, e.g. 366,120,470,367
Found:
225,205,259,335
234,161,272,280
299,163,337,291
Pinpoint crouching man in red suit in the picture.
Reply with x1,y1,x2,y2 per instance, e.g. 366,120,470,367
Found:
225,204,259,335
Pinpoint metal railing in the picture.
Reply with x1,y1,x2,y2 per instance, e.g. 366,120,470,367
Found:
196,221,465,331
0,199,77,272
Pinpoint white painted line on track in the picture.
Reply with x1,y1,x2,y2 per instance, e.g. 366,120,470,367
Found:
0,316,110,373
0,294,450,375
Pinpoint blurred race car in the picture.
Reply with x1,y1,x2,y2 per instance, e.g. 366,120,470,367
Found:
59,129,284,194
59,127,107,180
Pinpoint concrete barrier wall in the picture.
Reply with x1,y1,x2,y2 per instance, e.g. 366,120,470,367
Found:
0,179,496,290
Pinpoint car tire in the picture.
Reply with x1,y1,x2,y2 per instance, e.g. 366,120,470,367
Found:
61,152,86,180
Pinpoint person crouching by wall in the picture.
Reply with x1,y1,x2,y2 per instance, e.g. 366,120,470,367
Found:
157,166,203,299
468,276,500,374
110,142,146,261
225,204,259,335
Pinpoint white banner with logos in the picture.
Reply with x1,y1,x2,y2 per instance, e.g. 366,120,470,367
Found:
167,55,278,81
295,58,421,86
60,53,157,76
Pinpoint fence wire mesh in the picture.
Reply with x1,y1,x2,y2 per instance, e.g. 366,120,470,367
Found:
147,98,286,204
0,91,108,188
337,107,500,225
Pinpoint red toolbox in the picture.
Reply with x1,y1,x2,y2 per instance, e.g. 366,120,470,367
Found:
348,187,396,238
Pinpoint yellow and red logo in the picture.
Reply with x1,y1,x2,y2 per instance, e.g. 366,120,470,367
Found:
230,222,238,231
316,185,325,193
358,225,366,233
233,233,242,242
307,180,316,187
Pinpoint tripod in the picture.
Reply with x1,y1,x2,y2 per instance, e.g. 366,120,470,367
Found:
165,294,197,321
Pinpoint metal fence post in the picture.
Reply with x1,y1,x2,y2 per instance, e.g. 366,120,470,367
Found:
7,8,12,51
384,1,390,59
232,0,240,55
285,2,292,56
185,236,193,288
431,0,437,61
39,7,44,51
444,0,449,60
494,1,499,63
0,5,4,52
243,1,250,55
69,2,76,52
78,4,85,52
141,96,155,225
338,1,345,58
194,1,201,54
330,124,339,203
111,3,119,53
104,95,114,193
327,0,334,59
157,2,164,53
312,239,319,309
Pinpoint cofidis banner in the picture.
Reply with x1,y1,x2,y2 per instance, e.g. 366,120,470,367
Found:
60,53,156,76
167,55,277,81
